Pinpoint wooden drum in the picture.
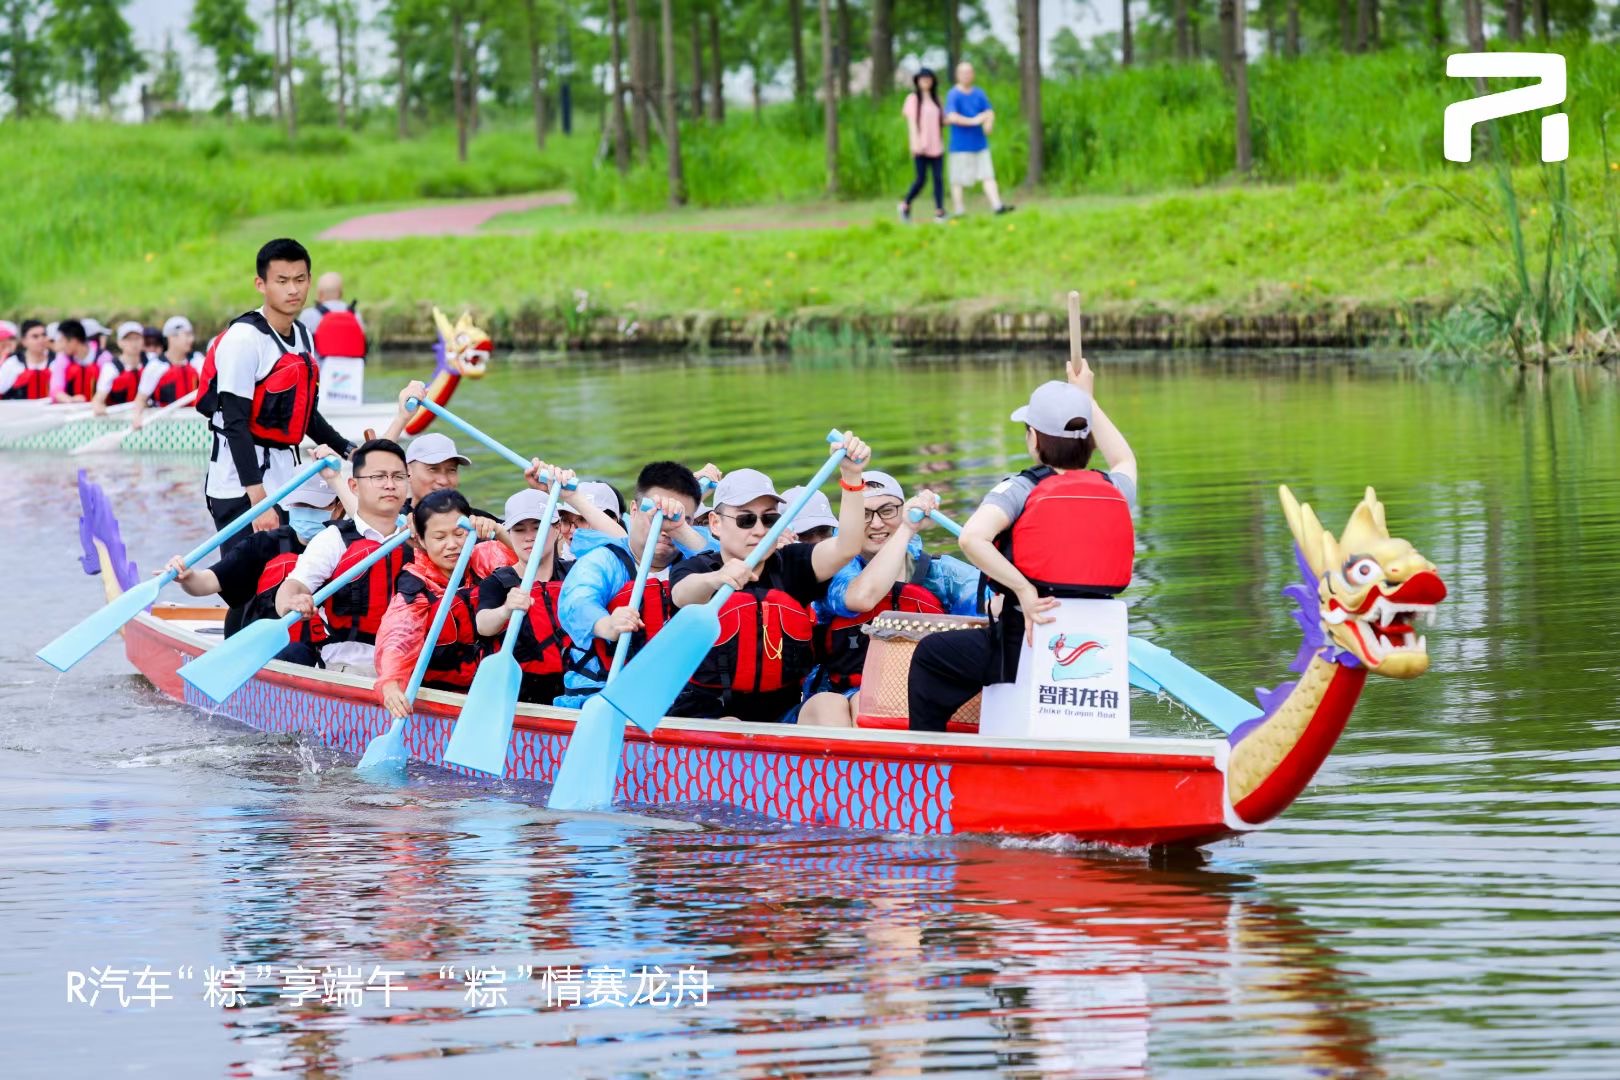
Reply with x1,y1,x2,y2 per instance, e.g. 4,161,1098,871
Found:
854,612,987,732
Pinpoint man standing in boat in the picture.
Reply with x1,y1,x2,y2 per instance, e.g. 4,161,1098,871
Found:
201,238,355,552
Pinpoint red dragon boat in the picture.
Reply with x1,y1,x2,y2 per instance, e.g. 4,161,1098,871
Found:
73,473,1445,848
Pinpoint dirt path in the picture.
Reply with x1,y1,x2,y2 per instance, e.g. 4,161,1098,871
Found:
319,192,575,240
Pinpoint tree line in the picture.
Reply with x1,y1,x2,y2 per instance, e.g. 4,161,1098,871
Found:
1,0,1603,199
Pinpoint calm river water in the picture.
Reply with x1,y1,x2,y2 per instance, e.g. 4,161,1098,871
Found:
3,351,1618,1078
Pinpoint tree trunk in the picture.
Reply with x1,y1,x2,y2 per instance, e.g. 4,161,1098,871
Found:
690,15,704,118
1356,0,1371,51
609,0,631,172
1121,0,1133,66
1264,0,1277,56
284,0,297,139
836,0,851,100
395,27,408,137
526,0,546,148
752,62,763,121
1018,0,1042,186
870,0,893,98
1430,0,1445,47
627,0,651,159
948,0,960,74
790,0,807,102
662,0,685,204
1219,0,1235,77
1534,0,1548,36
272,0,284,120
334,9,347,128
1465,0,1485,50
1287,0,1300,56
1339,0,1352,52
1174,0,1191,59
818,0,837,193
707,9,724,121
452,6,467,162
1234,0,1251,174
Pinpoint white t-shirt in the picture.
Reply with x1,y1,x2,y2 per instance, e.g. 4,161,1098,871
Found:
0,356,27,395
94,353,131,398
289,515,395,669
136,357,170,401
204,311,314,500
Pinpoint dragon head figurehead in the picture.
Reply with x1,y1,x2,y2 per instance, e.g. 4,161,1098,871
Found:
404,308,493,437
1279,485,1446,679
433,307,491,379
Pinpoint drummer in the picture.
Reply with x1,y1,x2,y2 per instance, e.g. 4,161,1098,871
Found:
907,360,1137,733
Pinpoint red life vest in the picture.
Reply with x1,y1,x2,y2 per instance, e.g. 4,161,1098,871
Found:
691,586,817,696
995,466,1134,598
197,312,319,447
312,302,367,359
321,519,409,645
395,566,481,692
151,357,201,405
585,544,678,677
245,532,330,647
2,363,51,400
60,356,93,398
815,554,945,690
102,356,142,406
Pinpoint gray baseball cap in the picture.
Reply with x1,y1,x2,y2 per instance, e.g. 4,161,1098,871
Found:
405,433,472,466
1010,381,1093,440
861,470,905,502
782,486,837,532
712,468,783,509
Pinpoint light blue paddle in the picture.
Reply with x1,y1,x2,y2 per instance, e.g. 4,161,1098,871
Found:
180,517,410,704
548,498,665,810
38,455,341,672
404,396,533,471
907,506,1260,734
442,471,575,776
547,434,848,811
356,516,476,780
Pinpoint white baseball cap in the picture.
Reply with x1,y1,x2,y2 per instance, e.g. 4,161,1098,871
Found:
405,432,471,466
861,470,905,503
712,468,783,510
81,317,108,337
1011,381,1093,440
45,322,60,339
162,316,193,337
576,481,621,518
782,486,837,533
502,489,554,530
115,321,144,341
281,474,339,510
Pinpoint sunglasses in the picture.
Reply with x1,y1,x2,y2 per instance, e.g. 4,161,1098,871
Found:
715,510,782,530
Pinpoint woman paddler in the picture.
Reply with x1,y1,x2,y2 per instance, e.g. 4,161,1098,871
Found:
373,489,518,717
906,359,1138,732
472,464,628,706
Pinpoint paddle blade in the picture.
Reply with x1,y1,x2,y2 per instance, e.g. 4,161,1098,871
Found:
36,575,164,672
1127,636,1261,735
442,653,522,776
69,429,126,456
356,716,409,782
547,695,631,811
597,602,721,735
179,618,293,703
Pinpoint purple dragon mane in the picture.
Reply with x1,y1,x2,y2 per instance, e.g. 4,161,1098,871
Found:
76,469,139,592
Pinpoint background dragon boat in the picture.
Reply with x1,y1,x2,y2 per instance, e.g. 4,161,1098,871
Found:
73,471,1446,848
0,309,490,454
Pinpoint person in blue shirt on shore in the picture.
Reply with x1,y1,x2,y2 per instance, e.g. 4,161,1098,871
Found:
944,61,1013,217
554,461,711,707
796,471,982,728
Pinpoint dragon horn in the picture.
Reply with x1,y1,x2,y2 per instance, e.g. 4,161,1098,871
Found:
432,307,455,342
1279,485,1330,579
1340,486,1390,552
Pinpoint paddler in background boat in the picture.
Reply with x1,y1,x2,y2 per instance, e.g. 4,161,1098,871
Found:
907,360,1138,733
0,320,52,400
472,470,623,706
50,319,104,404
89,321,145,415
667,438,872,726
780,486,838,544
164,469,347,654
0,320,16,362
555,461,709,708
129,316,206,428
375,489,521,715
798,474,983,728
274,438,410,677
200,238,354,545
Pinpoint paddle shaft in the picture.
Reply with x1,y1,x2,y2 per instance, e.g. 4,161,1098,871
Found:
183,457,342,571
403,516,476,706
907,506,963,536
1067,290,1083,367
500,474,570,654
710,430,845,609
271,519,412,634
608,502,664,683
404,396,530,472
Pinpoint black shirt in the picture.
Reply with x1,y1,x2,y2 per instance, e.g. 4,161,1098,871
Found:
669,542,827,607
207,525,306,636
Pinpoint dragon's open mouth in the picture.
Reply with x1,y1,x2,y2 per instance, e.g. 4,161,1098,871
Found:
1350,597,1438,663
459,349,490,377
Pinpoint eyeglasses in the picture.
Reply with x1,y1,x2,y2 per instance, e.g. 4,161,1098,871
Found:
557,511,584,527
356,472,409,486
864,504,902,524
716,510,782,530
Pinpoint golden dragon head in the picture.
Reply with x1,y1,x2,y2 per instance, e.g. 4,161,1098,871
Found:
1279,485,1446,679
432,307,491,379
